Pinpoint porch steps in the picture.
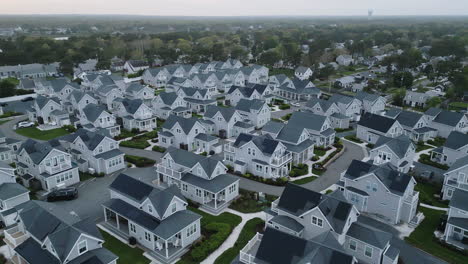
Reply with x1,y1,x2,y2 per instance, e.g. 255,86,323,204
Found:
408,212,425,228
199,201,230,216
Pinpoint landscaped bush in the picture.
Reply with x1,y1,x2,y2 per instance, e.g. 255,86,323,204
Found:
200,152,208,156
427,137,446,147
281,113,292,121
273,99,284,105
124,155,155,167
279,104,291,110
366,143,374,149
344,135,363,143
62,125,77,133
120,140,150,149
128,237,137,245
419,154,449,170
289,163,309,177
0,111,21,119
152,146,166,153
114,129,138,140
239,172,288,186
229,189,277,213
334,127,353,132
190,223,232,262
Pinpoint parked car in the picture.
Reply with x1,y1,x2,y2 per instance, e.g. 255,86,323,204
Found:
291,102,301,107
47,187,78,202
17,121,35,128
21,97,34,102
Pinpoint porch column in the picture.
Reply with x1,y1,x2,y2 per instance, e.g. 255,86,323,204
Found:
214,193,218,209
104,208,108,222
116,214,120,229
165,240,169,258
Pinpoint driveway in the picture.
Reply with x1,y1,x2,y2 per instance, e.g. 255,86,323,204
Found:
119,147,164,162
0,115,30,141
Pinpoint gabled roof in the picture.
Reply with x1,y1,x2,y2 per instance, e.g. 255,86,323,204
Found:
344,160,413,196
227,85,257,98
163,115,201,134
121,98,145,114
446,155,468,173
165,147,223,176
444,131,468,150
277,183,323,216
126,82,148,94
82,103,109,122
233,133,280,155
0,182,28,200
61,129,107,151
389,110,423,128
262,121,285,135
305,98,336,112
328,94,355,105
450,189,468,212
347,221,392,249
433,110,465,127
158,92,179,106
374,135,413,159
35,95,61,110
50,79,79,92
204,105,238,121
235,98,266,112
19,139,64,164
295,66,311,74
147,185,187,217
358,113,397,133
355,91,382,103
288,111,327,131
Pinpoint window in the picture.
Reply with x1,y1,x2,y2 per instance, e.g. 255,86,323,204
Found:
144,232,151,242
182,184,188,192
365,246,373,258
349,240,357,251
130,223,136,233
186,224,197,237
148,204,153,213
196,189,202,197
172,203,177,213
312,216,323,227
256,164,263,172
78,240,87,255
372,183,377,192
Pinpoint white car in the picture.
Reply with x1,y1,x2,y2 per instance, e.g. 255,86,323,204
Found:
291,102,301,107
17,121,35,128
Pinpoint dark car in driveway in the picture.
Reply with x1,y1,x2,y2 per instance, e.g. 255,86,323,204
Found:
47,187,78,202
21,97,34,102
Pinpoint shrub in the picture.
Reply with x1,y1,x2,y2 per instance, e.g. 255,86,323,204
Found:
128,237,137,245
200,152,208,156
97,172,105,178
209,150,215,155
419,154,449,170
124,155,155,167
120,140,150,149
279,104,291,110
289,164,309,177
131,128,140,134
62,125,77,133
152,146,166,153
344,135,363,143
190,223,232,262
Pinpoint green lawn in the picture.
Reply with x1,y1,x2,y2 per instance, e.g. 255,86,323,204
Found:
416,143,433,153
415,181,448,208
405,207,468,264
214,218,264,264
229,189,277,213
314,148,327,156
427,137,446,147
16,126,70,140
293,176,318,185
101,230,151,264
312,168,325,176
449,102,468,110
344,135,363,144
79,172,95,182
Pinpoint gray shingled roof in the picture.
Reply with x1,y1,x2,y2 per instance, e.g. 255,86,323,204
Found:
447,155,468,173
262,121,285,135
235,98,266,112
270,215,304,232
0,183,28,200
450,189,468,211
233,133,279,155
374,135,413,159
181,173,238,193
444,131,468,150
347,221,392,249
163,115,200,134
431,109,465,127
35,95,61,110
82,103,108,122
158,92,179,105
204,105,237,121
358,113,397,133
288,111,327,131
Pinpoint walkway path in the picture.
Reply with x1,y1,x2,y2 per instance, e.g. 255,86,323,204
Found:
201,209,264,264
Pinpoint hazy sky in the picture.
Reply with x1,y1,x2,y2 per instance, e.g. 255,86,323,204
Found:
2,0,468,16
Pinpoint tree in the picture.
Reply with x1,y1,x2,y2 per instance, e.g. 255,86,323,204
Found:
0,79,17,98
258,50,280,66
392,88,406,106
425,97,442,109
393,72,413,88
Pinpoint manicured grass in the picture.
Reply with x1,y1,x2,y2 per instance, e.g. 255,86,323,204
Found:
214,218,265,264
119,139,150,149
312,168,325,176
0,111,21,119
229,189,278,213
177,208,242,264
427,137,446,147
341,91,356,96
449,102,468,110
293,176,318,185
344,135,363,144
79,172,95,182
152,146,166,153
415,181,448,208
101,230,151,264
16,126,69,140
405,207,468,264
192,113,203,118
289,163,309,177
419,154,449,170
314,148,327,156
114,129,139,140
334,127,353,133
124,155,155,167
416,143,433,153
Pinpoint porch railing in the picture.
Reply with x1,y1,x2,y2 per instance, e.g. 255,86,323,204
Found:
239,233,263,264
156,164,184,180
404,191,419,205
4,225,28,248
224,143,236,153
271,152,292,166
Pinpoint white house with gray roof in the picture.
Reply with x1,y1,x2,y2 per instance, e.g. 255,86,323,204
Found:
102,174,200,263
384,109,436,142
79,104,121,137
355,92,386,114
305,98,350,129
48,79,80,102
73,59,98,78
240,183,399,264
294,66,313,80
443,189,468,250
431,131,468,166
113,99,157,132
68,90,98,112
424,108,468,138
403,91,430,108
4,200,117,264
82,73,125,92
329,94,362,121
59,129,125,175
0,162,30,226
123,60,149,74
357,113,404,144
275,78,322,101
369,135,415,173
442,155,468,201
177,87,217,113
234,99,271,129
338,160,419,225
156,147,239,214
287,111,336,147
336,54,355,66
125,82,155,100
0,131,22,164
28,95,71,127
224,133,292,179
142,67,171,87
152,92,191,119
203,105,245,138
15,139,80,192
95,85,124,110
158,115,210,151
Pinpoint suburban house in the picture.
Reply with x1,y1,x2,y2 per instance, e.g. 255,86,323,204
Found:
335,76,356,89
4,200,118,264
357,113,404,144
355,92,386,114
96,84,124,110
336,54,354,66
60,129,125,175
152,92,191,119
102,174,201,263
125,82,155,100
158,115,210,151
113,99,157,132
224,133,292,179
156,147,239,214
384,109,436,142
15,139,80,192
240,183,399,264
68,90,99,112
73,59,97,78
430,131,468,166
443,189,468,250
339,160,419,225
424,108,468,138
403,91,430,108
79,104,121,137
234,99,271,129
142,67,171,87
82,73,125,92
369,135,416,173
48,79,80,102
328,94,362,121
166,77,194,91
305,98,350,129
177,87,217,113
0,131,22,163
294,66,313,80
28,95,70,127
124,60,149,74
226,86,263,106
203,105,245,138
0,162,29,225
288,111,336,147
268,74,291,89
276,78,322,101
441,155,468,200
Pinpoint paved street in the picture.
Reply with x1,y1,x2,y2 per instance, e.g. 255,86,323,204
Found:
0,115,30,141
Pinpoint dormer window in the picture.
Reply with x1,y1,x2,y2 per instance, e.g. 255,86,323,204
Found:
172,203,177,213
78,240,87,255
197,167,202,176
148,204,153,213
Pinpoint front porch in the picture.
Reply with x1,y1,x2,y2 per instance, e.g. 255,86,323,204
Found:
239,233,263,264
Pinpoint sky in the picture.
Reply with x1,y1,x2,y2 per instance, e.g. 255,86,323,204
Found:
1,0,468,16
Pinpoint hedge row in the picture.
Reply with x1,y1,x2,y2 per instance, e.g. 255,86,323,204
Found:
289,163,309,177
124,155,155,167
190,223,232,262
419,154,449,170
